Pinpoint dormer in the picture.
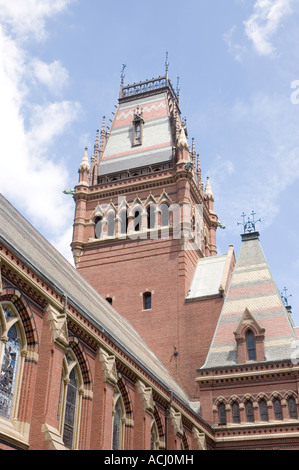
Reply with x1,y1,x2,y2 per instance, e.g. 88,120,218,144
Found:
234,308,265,363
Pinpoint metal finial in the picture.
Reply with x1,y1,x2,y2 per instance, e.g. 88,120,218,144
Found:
237,210,261,234
165,51,169,77
121,64,127,83
176,76,180,95
281,287,292,307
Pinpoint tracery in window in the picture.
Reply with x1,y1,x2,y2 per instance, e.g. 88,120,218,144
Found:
0,304,24,420
58,350,83,449
112,393,125,450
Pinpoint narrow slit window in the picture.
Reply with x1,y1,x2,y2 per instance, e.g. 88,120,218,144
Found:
247,330,256,361
143,292,151,310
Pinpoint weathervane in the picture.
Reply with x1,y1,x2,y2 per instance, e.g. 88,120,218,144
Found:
121,64,127,84
281,287,292,307
238,211,261,234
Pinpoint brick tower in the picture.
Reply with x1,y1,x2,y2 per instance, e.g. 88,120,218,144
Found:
71,63,234,394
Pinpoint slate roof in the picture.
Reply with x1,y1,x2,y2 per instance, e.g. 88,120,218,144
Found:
0,193,194,408
202,232,297,369
99,92,174,175
186,254,229,300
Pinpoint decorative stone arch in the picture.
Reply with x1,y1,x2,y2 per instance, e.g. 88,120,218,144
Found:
69,336,92,388
128,197,146,233
213,397,228,426
153,405,165,449
0,289,38,352
271,391,284,420
234,308,265,363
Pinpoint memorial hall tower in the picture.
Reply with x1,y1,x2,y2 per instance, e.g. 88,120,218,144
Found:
71,63,233,393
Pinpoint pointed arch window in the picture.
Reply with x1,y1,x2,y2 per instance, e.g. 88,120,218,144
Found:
288,397,297,419
232,402,240,424
95,216,103,239
246,330,256,361
218,403,226,425
119,210,128,235
107,212,115,237
160,203,169,227
0,303,24,420
245,401,254,423
58,350,83,449
259,399,269,421
133,208,142,232
273,398,283,420
151,421,159,450
112,393,125,450
147,205,156,229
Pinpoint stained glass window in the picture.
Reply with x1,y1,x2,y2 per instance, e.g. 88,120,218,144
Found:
0,307,21,419
62,368,78,449
112,398,123,450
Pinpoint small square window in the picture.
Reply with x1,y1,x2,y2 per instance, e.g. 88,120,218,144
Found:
143,292,151,310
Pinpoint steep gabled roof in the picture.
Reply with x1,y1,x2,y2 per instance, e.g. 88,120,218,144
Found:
99,76,180,176
202,232,296,368
0,193,193,407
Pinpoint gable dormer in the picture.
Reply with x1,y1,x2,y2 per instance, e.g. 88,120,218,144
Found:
234,308,265,363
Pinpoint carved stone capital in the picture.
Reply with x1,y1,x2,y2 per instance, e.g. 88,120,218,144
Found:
136,380,154,414
46,304,69,348
99,348,118,386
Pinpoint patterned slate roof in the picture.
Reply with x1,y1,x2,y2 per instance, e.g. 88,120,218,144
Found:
99,92,174,175
0,193,193,407
202,232,297,368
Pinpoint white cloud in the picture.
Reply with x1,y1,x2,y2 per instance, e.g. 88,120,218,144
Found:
0,0,74,41
0,0,78,262
31,59,70,94
244,0,293,56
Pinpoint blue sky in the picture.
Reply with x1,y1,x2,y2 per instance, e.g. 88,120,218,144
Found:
0,0,299,323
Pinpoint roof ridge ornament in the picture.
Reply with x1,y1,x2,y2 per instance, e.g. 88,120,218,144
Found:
238,211,261,234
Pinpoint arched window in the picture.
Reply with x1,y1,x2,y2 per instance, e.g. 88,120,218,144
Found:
273,398,283,420
107,212,115,237
119,210,128,235
133,209,141,232
112,393,125,450
58,350,82,449
160,204,169,227
147,205,156,229
0,303,24,420
95,216,103,239
232,402,240,424
151,421,159,450
288,397,297,419
259,399,269,421
246,330,256,360
218,403,226,425
246,401,254,422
